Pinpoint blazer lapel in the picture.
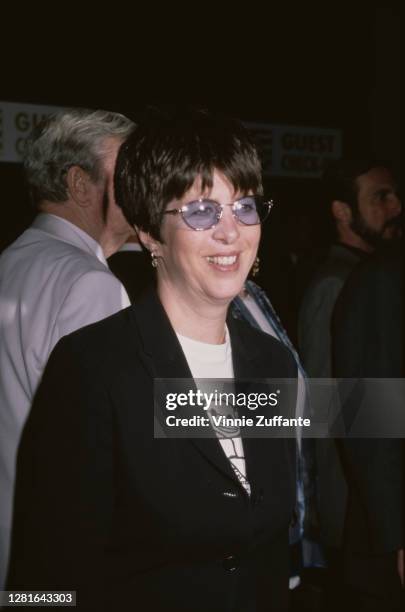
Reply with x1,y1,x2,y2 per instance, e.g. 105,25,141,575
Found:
130,289,238,485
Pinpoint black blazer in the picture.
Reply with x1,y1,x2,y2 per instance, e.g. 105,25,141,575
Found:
8,289,297,612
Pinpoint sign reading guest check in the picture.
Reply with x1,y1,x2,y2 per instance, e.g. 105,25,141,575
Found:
244,122,342,178
0,101,342,178
0,101,64,163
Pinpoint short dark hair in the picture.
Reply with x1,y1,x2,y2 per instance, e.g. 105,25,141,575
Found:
322,158,393,211
114,107,263,241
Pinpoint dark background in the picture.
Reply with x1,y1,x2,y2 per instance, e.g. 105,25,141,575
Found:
1,4,400,335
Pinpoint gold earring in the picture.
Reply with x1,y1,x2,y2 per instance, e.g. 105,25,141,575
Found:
151,252,158,268
251,256,260,277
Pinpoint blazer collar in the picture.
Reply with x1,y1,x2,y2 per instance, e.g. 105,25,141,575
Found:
130,287,192,377
131,288,264,376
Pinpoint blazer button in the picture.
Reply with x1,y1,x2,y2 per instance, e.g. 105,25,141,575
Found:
222,490,239,498
222,555,239,572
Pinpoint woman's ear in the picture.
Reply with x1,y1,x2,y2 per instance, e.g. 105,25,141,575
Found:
137,229,162,257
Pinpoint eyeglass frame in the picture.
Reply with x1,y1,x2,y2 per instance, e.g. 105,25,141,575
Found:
163,195,274,231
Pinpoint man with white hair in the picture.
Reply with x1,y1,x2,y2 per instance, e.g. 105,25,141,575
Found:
0,108,135,587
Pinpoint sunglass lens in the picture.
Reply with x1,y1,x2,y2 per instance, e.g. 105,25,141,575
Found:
234,196,263,224
182,200,218,230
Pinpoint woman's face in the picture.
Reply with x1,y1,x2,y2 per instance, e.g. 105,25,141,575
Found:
150,170,261,309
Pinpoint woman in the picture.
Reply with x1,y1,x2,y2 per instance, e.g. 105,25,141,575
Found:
8,109,297,611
